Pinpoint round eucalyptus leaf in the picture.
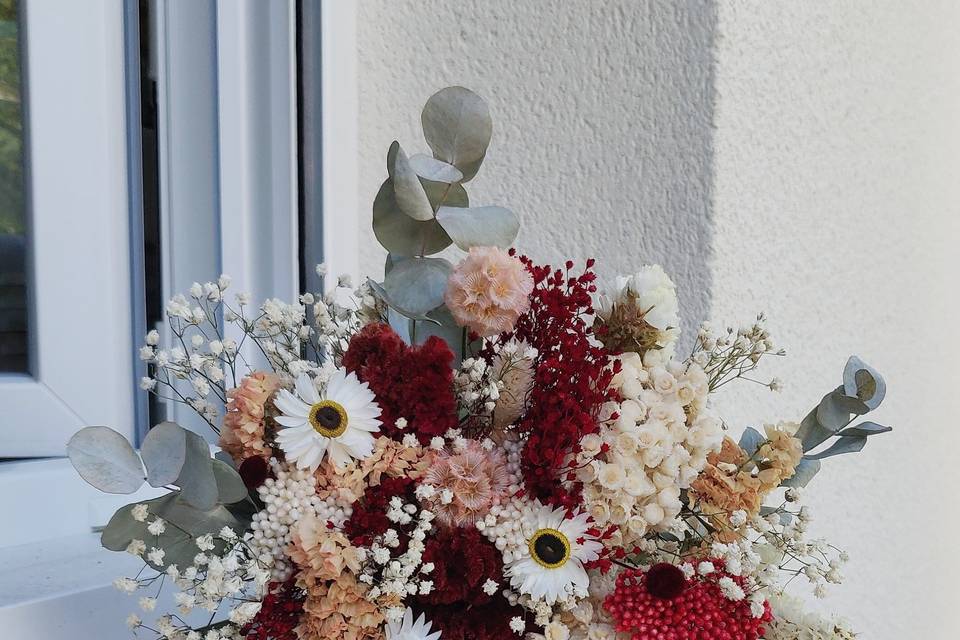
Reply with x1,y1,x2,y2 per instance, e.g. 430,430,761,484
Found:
212,459,248,504
816,389,868,432
436,205,519,250
421,86,492,182
175,430,218,510
780,458,821,488
141,421,187,487
67,426,144,494
842,356,886,410
383,257,452,317
408,153,464,183
387,141,434,221
373,179,461,256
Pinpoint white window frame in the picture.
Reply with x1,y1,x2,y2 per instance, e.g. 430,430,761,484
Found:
0,0,135,457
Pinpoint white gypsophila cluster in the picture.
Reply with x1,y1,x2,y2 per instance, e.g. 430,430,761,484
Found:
138,268,379,434
748,501,848,598
310,271,383,361
690,314,785,393
595,264,681,356
116,510,270,640
454,355,498,417
357,497,436,622
247,460,352,581
763,593,857,640
472,438,528,562
575,351,722,546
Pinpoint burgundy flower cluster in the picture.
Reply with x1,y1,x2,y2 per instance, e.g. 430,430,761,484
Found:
240,578,305,640
342,475,417,547
343,323,458,443
505,257,618,507
416,527,502,607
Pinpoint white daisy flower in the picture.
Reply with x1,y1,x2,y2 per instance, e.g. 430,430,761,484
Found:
506,502,603,605
384,607,441,640
274,369,381,470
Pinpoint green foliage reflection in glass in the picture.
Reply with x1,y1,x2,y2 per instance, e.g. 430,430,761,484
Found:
0,0,24,235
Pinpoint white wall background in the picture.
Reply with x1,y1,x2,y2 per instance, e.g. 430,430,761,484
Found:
356,1,960,638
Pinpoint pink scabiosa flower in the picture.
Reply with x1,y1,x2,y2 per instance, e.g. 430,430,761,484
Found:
444,246,533,337
422,439,511,526
219,371,281,463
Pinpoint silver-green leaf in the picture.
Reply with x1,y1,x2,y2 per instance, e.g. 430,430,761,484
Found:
383,257,452,317
838,421,893,438
67,426,145,494
804,435,868,460
738,427,764,459
387,141,434,221
780,458,821,488
175,430,218,510
140,421,187,487
436,205,519,250
373,179,455,256
842,356,886,411
421,86,492,182
212,459,248,504
816,389,868,432
408,153,464,183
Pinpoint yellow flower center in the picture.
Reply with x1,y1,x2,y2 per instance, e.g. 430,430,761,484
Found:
308,400,348,438
529,528,571,569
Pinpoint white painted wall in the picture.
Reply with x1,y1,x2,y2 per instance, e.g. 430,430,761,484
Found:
709,3,960,637
357,2,960,638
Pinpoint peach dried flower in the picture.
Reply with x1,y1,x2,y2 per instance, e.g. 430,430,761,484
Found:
444,246,533,337
422,439,510,526
219,371,281,463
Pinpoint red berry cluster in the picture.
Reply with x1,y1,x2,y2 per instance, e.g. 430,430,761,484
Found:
343,323,458,443
342,475,417,547
240,578,304,640
604,560,771,640
504,257,617,506
416,527,503,607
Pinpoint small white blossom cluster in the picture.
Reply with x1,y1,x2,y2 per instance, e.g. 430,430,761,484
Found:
247,461,352,580
763,593,857,640
691,314,785,392
116,508,269,640
357,496,436,622
576,352,723,546
310,272,383,359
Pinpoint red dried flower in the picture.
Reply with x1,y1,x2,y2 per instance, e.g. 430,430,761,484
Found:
497,258,617,507
238,455,270,490
416,526,503,607
418,592,525,640
240,578,304,640
604,560,771,640
341,475,416,547
343,323,458,443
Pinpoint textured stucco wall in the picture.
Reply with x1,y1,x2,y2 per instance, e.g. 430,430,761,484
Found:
357,0,718,343
709,3,960,638
357,2,960,637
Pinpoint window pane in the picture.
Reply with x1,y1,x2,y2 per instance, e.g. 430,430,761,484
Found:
0,0,27,373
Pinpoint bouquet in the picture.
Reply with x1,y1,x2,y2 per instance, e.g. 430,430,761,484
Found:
67,87,892,640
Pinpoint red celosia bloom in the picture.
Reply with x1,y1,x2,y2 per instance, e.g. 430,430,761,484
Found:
416,526,503,607
341,475,416,547
604,559,772,640
342,323,458,443
240,578,304,640
420,597,526,640
497,257,618,507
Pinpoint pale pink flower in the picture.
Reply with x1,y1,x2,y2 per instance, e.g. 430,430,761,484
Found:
422,440,510,526
444,246,533,337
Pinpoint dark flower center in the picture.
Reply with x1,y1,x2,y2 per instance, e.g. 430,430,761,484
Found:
308,400,348,438
645,562,687,600
529,528,570,568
